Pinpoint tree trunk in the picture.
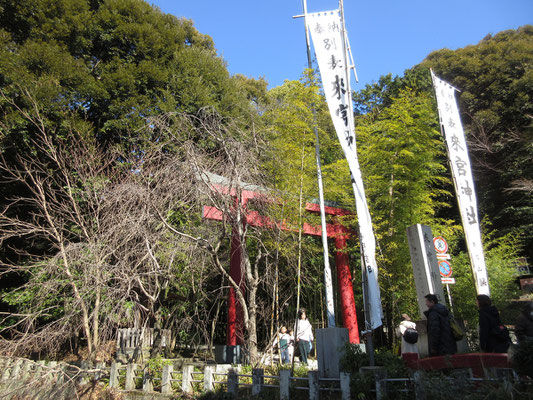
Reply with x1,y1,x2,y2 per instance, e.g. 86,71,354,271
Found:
93,286,100,353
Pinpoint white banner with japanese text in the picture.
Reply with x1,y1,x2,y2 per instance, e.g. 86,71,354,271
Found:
431,72,490,295
307,10,383,329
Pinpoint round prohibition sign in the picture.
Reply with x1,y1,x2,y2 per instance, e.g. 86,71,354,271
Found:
433,236,448,253
438,260,453,277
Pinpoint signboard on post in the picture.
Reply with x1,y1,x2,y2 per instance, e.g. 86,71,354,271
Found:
407,224,446,318
438,260,452,277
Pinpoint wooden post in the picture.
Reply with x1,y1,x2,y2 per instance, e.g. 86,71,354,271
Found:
203,366,214,392
280,369,290,400
34,360,45,378
109,362,120,388
413,370,426,400
10,359,22,378
125,363,137,390
340,372,351,400
47,361,57,382
78,360,90,385
308,370,319,400
252,368,264,396
1,359,11,380
94,361,105,381
20,360,31,380
142,367,153,392
227,368,238,396
161,364,173,394
374,368,387,400
182,364,193,393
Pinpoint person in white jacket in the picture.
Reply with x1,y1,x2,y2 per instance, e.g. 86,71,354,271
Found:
295,308,313,365
398,313,419,354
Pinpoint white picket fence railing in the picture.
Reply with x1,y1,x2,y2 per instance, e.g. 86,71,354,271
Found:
1,356,520,399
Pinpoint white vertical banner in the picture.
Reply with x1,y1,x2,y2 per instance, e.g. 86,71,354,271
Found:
431,72,490,295
307,10,383,329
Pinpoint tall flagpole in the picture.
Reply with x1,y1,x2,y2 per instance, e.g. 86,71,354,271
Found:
302,0,336,328
339,0,375,365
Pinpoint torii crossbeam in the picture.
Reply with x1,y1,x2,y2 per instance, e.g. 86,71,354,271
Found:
200,172,360,347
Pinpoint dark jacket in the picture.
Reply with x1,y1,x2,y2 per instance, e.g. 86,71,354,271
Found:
478,305,510,353
515,303,533,343
424,303,457,356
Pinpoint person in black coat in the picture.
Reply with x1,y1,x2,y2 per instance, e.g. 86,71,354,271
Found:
477,294,511,353
515,302,533,343
424,294,457,356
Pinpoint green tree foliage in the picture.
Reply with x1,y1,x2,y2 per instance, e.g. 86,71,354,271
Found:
0,0,269,358
417,25,533,261
356,88,455,337
351,27,531,340
0,0,265,153
261,73,342,328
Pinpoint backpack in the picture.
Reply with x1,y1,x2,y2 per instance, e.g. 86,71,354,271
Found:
403,327,419,344
491,324,511,343
449,316,464,341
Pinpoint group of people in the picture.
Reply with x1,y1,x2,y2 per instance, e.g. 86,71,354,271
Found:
275,308,314,365
400,293,533,356
276,296,533,365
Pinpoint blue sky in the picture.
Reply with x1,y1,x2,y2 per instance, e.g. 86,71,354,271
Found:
150,0,532,90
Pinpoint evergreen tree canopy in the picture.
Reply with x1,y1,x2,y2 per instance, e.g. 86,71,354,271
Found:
0,0,265,153
354,25,533,261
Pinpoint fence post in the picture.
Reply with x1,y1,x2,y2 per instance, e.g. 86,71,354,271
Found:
20,360,32,380
308,370,319,400
227,368,238,396
279,369,290,400
142,367,153,392
109,362,120,388
94,361,105,381
125,363,137,390
203,366,214,392
161,364,173,394
10,359,22,378
78,360,90,385
375,368,388,400
252,368,264,396
34,360,45,378
182,364,193,393
1,359,11,380
340,372,351,400
413,370,426,400
47,361,58,382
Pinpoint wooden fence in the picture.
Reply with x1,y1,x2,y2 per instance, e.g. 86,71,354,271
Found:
0,356,521,399
117,327,171,350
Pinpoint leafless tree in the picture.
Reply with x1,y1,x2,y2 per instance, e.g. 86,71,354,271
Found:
0,92,283,364
0,93,195,358
140,110,280,363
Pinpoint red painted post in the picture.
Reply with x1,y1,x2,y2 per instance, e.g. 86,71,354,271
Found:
227,227,245,346
334,232,360,344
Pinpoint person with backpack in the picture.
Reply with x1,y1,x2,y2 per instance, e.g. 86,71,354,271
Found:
398,313,418,354
424,294,457,356
477,294,511,353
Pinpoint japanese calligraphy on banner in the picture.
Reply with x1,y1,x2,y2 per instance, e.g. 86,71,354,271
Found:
431,71,490,295
307,10,383,329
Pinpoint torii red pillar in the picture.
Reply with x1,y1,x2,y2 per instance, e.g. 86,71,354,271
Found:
334,230,360,343
227,228,245,346
306,203,360,344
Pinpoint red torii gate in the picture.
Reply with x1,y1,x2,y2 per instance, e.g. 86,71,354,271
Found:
202,181,360,347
